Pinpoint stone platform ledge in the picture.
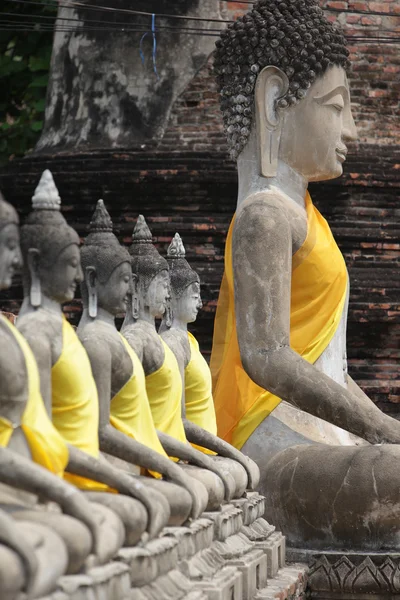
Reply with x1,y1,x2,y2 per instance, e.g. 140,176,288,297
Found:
255,563,308,600
287,549,400,598
39,561,130,600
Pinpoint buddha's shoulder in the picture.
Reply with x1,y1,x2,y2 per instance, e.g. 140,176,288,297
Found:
17,308,61,342
236,188,295,225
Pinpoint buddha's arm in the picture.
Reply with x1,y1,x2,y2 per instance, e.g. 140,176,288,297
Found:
16,322,53,414
66,445,167,539
0,446,107,563
0,507,38,598
183,420,260,489
82,338,204,519
156,431,235,501
233,202,400,445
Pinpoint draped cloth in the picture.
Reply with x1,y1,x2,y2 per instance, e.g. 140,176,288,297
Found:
111,334,168,477
0,315,68,477
211,192,348,450
185,331,217,455
145,337,187,445
52,316,110,490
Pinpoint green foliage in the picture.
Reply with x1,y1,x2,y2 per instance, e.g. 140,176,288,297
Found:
0,1,56,164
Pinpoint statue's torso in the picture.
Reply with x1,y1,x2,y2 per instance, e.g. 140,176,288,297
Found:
240,189,360,471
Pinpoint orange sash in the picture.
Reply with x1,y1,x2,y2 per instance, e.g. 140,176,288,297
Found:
211,192,348,449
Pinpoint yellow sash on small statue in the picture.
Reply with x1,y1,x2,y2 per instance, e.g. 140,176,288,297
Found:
0,315,68,477
52,316,111,491
210,192,348,450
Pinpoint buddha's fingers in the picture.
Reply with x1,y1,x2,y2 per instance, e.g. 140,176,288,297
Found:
0,509,38,599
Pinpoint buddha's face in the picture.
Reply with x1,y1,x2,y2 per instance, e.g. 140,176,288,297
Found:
0,224,22,290
145,270,170,318
97,261,132,316
41,243,83,303
279,65,357,182
175,282,201,324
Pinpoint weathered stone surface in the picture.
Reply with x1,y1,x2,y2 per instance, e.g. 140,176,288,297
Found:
255,563,308,600
302,551,400,597
36,1,221,154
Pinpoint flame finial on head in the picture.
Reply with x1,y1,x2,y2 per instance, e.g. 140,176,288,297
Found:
32,170,61,210
167,233,186,259
132,215,152,243
89,199,113,233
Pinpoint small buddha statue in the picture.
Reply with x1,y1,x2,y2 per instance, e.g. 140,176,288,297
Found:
0,190,121,595
160,233,260,494
211,0,400,550
77,199,208,524
17,170,168,542
122,216,241,509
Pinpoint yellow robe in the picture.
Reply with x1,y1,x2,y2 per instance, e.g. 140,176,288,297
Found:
145,337,187,444
51,316,110,490
185,332,217,435
111,334,169,470
0,315,68,476
211,192,348,449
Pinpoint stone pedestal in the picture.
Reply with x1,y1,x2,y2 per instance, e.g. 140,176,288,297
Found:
288,549,400,600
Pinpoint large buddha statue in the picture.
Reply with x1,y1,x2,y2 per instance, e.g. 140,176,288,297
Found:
211,0,400,551
77,199,208,523
160,233,259,492
17,170,169,541
122,216,249,507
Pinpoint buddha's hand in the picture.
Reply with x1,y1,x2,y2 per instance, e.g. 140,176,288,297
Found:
167,466,208,519
0,509,38,599
62,492,107,564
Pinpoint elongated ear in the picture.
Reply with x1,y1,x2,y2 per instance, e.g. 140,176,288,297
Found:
85,266,98,318
255,66,289,177
130,273,139,320
27,248,41,308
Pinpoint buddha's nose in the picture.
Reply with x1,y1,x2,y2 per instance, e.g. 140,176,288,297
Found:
343,109,358,143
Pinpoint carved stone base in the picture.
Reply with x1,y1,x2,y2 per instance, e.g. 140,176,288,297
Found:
255,563,308,600
190,565,244,600
203,504,244,541
242,518,286,577
288,549,400,599
130,568,208,600
40,562,131,600
117,536,179,586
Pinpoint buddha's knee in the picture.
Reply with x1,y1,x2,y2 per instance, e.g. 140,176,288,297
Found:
16,521,68,598
12,510,91,574
179,464,225,511
139,478,192,526
85,492,147,546
0,544,26,600
88,502,125,563
210,456,248,498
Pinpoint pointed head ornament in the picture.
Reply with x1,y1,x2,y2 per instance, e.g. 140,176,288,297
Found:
20,169,79,268
80,199,130,283
167,233,199,298
129,215,169,288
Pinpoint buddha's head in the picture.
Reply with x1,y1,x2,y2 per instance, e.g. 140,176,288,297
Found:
81,200,132,318
166,233,201,325
129,216,170,320
0,192,21,291
20,170,82,307
214,0,357,181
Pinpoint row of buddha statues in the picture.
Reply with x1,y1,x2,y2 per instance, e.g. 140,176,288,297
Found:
0,169,261,599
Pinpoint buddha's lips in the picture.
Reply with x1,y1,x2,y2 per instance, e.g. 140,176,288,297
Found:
336,147,348,162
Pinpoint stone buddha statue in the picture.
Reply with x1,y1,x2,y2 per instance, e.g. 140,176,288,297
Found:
0,190,124,596
77,199,209,524
17,170,168,542
160,233,260,493
122,216,245,508
211,0,400,551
